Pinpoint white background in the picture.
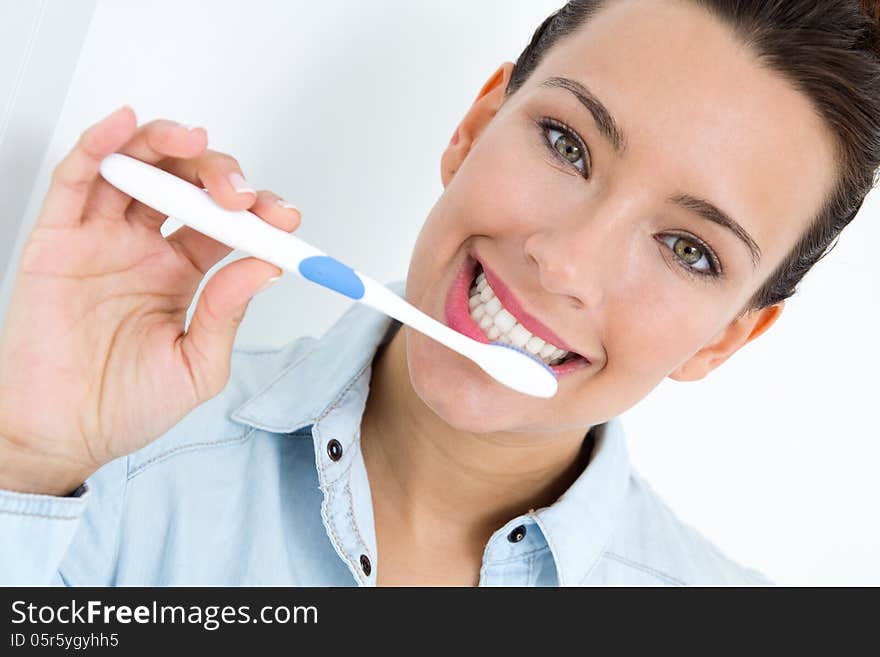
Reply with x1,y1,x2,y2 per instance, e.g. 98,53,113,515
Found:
1,0,877,585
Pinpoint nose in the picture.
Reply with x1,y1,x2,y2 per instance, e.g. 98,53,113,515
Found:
523,222,615,311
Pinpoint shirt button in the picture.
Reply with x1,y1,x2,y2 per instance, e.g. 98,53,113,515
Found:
507,525,527,543
327,439,343,461
360,554,372,576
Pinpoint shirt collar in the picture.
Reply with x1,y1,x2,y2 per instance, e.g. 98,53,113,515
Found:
230,279,631,586
529,418,631,585
229,282,403,434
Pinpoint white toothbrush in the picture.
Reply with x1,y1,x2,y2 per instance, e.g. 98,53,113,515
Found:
98,153,558,398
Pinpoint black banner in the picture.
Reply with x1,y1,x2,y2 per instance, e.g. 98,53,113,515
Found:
2,587,589,651
0,586,869,652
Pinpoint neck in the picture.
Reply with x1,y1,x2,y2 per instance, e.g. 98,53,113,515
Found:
360,324,594,549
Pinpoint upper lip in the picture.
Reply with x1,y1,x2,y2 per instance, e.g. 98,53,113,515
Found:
473,253,589,362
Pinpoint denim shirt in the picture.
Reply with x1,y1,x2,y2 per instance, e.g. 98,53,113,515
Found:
0,280,772,586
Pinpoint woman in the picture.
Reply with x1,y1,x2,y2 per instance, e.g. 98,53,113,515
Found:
0,0,877,586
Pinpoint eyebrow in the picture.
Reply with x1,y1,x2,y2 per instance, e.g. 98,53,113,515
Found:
667,194,761,267
540,76,627,155
539,76,762,267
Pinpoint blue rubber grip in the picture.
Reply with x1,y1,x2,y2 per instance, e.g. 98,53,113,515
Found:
298,255,365,300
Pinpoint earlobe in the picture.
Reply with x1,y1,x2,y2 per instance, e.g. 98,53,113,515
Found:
669,302,785,382
440,62,515,187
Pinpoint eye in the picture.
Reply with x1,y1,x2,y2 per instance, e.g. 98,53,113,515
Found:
540,117,590,177
659,234,722,277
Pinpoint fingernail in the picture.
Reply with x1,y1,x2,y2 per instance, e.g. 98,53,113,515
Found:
275,198,299,212
228,172,256,196
256,275,281,294
179,123,201,132
103,105,130,122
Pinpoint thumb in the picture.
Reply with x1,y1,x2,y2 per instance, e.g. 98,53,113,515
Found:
179,256,281,400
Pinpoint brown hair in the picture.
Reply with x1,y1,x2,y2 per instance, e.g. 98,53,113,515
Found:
505,0,880,312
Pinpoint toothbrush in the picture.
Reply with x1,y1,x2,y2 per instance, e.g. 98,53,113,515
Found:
98,153,558,398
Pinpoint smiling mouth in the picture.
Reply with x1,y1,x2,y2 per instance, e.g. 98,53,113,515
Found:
467,262,588,368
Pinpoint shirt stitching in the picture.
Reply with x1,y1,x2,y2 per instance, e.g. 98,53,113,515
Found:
484,544,551,566
126,429,255,480
0,509,79,520
311,362,371,486
601,551,687,586
315,361,372,424
478,554,489,586
311,363,374,585
0,489,84,508
578,533,617,584
313,422,358,584
319,481,365,587
235,348,315,409
108,454,131,585
576,463,633,585
345,480,371,562
320,483,344,575
528,510,565,586
232,345,289,356
240,335,364,425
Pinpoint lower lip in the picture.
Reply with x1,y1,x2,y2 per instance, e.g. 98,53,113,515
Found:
443,254,590,378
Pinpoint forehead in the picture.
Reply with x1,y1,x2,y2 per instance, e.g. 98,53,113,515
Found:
518,0,838,269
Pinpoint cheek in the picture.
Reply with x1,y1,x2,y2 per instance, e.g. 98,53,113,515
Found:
605,280,725,379
444,132,549,236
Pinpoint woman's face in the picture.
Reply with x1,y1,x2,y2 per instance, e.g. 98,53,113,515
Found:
403,0,837,434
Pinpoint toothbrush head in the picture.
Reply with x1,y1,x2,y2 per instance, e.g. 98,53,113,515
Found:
489,341,556,374
477,340,558,399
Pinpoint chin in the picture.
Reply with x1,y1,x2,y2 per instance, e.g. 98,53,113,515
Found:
404,326,534,434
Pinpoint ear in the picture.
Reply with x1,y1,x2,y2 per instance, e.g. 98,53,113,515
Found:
441,62,516,187
669,302,785,382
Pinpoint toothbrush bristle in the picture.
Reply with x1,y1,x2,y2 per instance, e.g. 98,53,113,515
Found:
489,341,558,377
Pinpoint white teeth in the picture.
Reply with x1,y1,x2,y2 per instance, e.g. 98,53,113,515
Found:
539,343,556,359
526,336,545,354
467,268,579,366
493,308,516,333
484,297,502,317
508,324,531,348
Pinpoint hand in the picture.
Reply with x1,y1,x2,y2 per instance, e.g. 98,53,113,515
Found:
0,106,300,495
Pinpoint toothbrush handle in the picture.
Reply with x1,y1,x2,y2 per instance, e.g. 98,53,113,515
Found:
357,278,480,357
98,154,479,358
99,153,331,273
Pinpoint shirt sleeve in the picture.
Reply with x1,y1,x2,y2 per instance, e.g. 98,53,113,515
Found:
0,485,90,585
0,454,129,586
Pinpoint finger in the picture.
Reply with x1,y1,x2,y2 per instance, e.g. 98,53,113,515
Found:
39,106,137,229
125,150,261,229
166,190,302,275
88,119,208,221
177,256,283,401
